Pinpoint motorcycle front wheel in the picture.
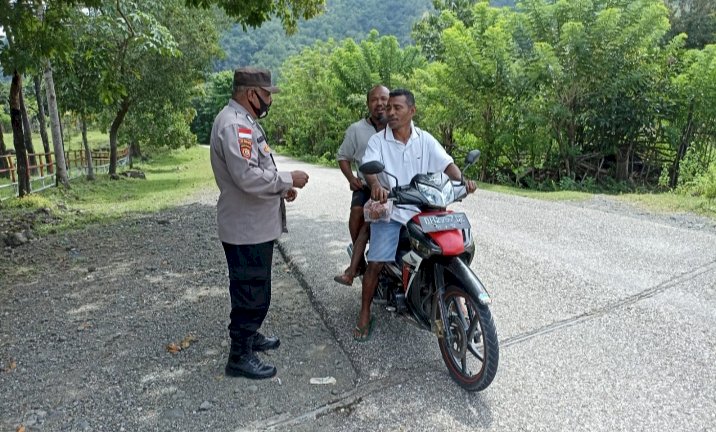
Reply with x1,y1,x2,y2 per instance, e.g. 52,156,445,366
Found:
437,284,499,392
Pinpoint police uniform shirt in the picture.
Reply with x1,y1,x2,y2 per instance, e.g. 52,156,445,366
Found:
362,121,453,224
210,99,293,245
336,118,381,183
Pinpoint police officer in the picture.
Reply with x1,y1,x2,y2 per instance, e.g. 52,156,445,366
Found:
210,67,309,379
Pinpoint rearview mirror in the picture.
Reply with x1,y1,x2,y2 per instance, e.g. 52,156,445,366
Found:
359,161,385,175
464,150,481,165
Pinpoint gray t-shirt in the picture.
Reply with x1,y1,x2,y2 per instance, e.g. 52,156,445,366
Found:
336,118,380,181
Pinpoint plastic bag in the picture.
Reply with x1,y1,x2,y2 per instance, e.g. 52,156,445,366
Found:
364,199,393,222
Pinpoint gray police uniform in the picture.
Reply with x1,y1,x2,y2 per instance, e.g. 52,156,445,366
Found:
210,99,293,245
210,99,293,342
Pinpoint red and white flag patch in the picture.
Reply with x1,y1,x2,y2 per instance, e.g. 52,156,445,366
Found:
238,127,253,159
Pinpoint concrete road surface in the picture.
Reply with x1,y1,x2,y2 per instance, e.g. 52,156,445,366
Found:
3,153,713,432
268,155,716,432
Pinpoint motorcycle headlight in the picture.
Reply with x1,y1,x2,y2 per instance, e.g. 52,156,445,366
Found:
417,179,455,207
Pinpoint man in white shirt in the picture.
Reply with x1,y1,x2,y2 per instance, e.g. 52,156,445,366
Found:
354,88,476,341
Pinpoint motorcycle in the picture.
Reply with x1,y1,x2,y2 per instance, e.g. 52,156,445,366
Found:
349,150,499,392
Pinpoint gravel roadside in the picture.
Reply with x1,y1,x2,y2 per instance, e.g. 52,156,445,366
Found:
0,190,356,432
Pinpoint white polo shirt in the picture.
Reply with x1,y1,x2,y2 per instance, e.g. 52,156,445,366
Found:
363,122,453,224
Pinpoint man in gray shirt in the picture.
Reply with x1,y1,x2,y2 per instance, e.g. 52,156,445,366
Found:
210,67,309,379
334,85,389,286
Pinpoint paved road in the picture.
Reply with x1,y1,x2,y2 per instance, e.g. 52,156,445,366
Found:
2,153,714,432
268,155,716,432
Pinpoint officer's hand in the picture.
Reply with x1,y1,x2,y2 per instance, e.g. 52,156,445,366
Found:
285,188,298,202
371,184,389,204
349,176,363,191
291,171,309,188
466,180,477,194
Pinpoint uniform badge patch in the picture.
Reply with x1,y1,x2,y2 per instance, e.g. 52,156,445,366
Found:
240,139,252,159
263,144,271,153
238,128,253,159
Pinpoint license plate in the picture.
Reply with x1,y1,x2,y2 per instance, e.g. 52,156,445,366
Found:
418,212,471,233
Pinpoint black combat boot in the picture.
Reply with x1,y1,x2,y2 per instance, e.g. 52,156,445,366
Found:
252,332,280,352
225,336,277,379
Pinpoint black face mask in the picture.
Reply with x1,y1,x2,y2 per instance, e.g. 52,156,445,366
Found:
250,90,271,119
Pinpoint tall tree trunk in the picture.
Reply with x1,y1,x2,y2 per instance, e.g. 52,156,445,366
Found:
44,60,70,188
19,86,38,175
129,140,142,168
10,71,30,197
0,123,8,179
670,100,696,189
81,115,95,181
109,98,130,179
34,74,52,174
615,142,633,182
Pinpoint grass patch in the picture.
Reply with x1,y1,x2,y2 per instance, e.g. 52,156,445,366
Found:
0,145,214,234
3,129,109,153
479,181,716,220
615,191,716,219
478,182,593,201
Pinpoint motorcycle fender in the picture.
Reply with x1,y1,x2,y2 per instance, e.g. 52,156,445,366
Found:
446,257,492,305
428,229,465,256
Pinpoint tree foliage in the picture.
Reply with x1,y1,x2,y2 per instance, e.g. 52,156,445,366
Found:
215,0,432,73
185,0,326,34
665,0,716,49
230,0,716,197
51,0,223,176
262,33,425,158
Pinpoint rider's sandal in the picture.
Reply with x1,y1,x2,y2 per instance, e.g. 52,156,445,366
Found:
353,316,375,342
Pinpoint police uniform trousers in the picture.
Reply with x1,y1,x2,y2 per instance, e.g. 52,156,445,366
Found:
222,240,274,342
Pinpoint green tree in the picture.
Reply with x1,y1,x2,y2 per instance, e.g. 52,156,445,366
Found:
117,0,224,158
185,0,326,34
412,0,479,61
55,6,105,180
0,0,98,193
267,40,345,157
666,0,716,49
330,31,425,114
439,2,519,179
190,71,234,145
64,0,221,177
263,33,425,159
668,44,716,190
514,0,673,183
215,0,432,73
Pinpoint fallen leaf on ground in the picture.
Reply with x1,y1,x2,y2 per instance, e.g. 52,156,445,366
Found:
180,334,198,349
2,360,17,373
17,425,26,432
77,322,93,331
166,334,198,354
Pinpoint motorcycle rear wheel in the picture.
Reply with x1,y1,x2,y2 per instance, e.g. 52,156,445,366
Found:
437,284,499,392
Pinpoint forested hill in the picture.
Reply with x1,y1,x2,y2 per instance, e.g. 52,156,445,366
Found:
216,0,516,73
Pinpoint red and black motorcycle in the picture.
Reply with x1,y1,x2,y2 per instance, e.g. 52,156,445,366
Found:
352,150,499,391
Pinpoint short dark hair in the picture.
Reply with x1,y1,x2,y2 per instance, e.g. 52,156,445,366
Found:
366,85,388,101
389,88,415,107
